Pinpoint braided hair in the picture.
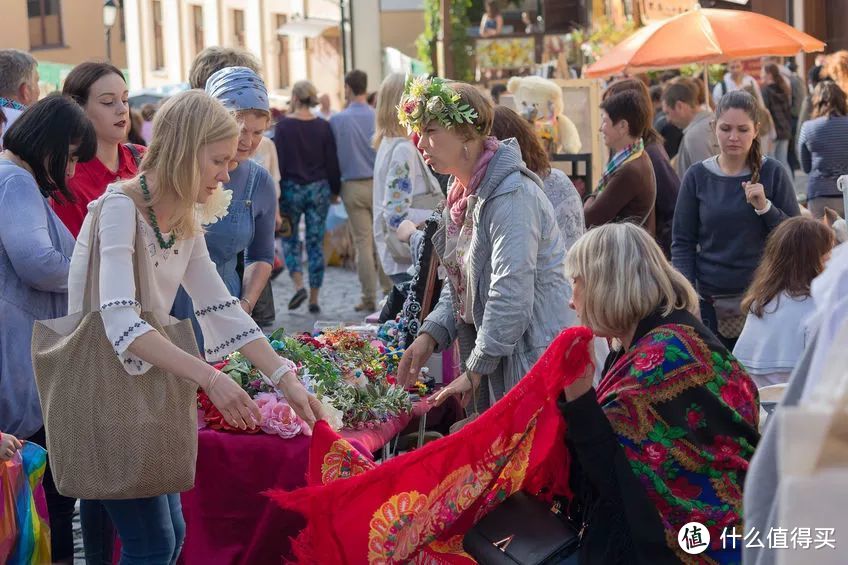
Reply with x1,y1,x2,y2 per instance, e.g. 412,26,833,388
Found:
715,90,762,183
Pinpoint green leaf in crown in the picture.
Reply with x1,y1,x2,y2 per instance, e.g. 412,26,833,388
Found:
397,75,479,135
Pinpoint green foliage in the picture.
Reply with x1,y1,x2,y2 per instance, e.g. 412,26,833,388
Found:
448,0,474,82
416,0,474,82
416,0,440,74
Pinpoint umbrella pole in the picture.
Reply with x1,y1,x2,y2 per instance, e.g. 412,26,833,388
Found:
703,63,711,110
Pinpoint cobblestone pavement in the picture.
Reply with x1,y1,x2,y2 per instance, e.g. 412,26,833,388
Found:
266,265,374,334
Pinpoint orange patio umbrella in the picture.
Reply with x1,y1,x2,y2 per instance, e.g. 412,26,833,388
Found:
585,6,825,78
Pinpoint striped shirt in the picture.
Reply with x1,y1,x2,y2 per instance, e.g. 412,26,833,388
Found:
798,115,848,199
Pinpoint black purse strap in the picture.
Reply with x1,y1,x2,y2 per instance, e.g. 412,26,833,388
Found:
125,143,143,168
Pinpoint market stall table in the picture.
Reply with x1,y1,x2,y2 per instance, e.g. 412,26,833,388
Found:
178,402,431,564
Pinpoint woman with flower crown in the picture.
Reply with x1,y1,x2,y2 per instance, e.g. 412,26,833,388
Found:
171,67,278,349
67,90,323,564
395,76,576,412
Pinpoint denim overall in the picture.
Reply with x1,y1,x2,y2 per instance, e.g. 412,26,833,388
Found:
172,160,261,350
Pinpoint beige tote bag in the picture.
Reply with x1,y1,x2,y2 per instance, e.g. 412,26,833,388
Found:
32,196,200,500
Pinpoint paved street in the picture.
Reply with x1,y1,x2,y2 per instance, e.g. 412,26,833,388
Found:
266,265,371,334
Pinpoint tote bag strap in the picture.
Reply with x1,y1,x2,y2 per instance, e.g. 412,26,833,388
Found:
81,193,148,314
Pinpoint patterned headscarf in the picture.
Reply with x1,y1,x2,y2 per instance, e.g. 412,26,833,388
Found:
204,66,269,112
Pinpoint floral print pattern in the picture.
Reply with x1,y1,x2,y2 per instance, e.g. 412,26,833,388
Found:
385,161,413,229
320,439,377,483
597,323,759,564
440,201,476,323
365,431,531,563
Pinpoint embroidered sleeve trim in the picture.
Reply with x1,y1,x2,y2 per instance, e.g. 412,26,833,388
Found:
123,357,146,373
194,298,241,317
113,320,153,351
205,327,263,358
101,298,141,311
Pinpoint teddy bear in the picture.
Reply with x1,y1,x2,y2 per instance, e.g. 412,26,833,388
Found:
506,76,581,154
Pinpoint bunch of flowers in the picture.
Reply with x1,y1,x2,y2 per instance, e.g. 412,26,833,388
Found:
397,75,478,135
199,327,413,435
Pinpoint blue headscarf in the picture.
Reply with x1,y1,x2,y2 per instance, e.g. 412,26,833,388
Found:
204,66,269,112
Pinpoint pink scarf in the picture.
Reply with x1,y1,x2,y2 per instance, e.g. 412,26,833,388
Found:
447,137,500,226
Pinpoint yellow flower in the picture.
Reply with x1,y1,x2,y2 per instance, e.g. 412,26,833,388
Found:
409,77,428,99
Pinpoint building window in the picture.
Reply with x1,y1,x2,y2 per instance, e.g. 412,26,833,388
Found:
232,9,245,48
192,5,204,56
28,0,64,49
152,0,165,69
275,14,290,89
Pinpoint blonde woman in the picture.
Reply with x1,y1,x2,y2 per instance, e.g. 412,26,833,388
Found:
561,223,758,563
68,90,321,563
372,72,441,283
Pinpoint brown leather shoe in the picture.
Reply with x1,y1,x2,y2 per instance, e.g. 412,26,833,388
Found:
354,301,376,312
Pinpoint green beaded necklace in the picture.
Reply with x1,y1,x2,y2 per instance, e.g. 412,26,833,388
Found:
139,175,177,250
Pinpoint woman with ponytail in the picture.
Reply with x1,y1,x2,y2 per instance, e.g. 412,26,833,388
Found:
672,90,800,349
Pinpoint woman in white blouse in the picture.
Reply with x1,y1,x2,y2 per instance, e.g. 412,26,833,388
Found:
372,73,442,283
68,90,322,563
733,216,834,388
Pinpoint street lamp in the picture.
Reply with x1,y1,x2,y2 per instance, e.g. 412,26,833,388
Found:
103,0,119,62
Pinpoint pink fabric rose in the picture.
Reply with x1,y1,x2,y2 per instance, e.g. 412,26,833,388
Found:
255,392,306,439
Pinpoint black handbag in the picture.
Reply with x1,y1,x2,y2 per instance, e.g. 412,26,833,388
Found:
463,492,581,564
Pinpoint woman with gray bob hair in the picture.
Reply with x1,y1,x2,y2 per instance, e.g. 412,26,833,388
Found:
558,223,759,563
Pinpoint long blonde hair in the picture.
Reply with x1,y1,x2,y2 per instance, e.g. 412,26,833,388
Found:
565,223,699,337
127,90,238,239
373,72,408,149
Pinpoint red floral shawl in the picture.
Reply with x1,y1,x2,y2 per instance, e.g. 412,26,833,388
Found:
267,327,595,564
596,320,760,564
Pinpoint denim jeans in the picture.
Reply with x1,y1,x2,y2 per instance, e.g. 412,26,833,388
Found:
82,494,185,565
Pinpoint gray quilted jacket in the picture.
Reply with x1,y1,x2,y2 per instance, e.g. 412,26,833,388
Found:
420,139,577,409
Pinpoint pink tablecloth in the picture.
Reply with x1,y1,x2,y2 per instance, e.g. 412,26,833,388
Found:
179,403,429,564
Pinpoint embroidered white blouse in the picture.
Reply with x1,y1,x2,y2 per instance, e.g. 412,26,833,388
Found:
68,187,269,375
372,137,440,276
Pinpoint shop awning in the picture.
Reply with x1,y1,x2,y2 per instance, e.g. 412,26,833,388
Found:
276,18,340,38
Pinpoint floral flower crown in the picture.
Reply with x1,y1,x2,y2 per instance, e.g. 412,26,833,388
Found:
397,76,479,135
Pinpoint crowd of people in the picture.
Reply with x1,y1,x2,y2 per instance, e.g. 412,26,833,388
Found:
0,39,848,564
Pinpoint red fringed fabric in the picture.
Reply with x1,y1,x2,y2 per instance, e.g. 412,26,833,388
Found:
266,327,594,564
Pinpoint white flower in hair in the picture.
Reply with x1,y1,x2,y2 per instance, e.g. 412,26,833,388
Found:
198,184,233,225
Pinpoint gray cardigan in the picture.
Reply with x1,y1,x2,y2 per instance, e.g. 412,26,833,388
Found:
420,140,576,404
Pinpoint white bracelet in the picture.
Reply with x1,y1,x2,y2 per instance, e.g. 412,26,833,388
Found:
754,200,772,216
266,361,296,387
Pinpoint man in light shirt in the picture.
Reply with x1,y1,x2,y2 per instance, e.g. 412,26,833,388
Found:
0,49,40,148
713,59,764,106
663,81,720,179
330,70,390,311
